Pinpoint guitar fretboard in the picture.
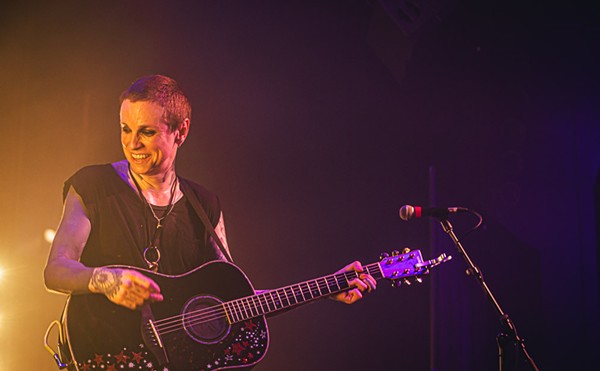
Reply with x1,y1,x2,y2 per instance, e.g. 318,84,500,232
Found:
223,263,383,323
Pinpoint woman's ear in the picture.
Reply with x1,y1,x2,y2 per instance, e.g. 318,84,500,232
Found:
176,118,190,145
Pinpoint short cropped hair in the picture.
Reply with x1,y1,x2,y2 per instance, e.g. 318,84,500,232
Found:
119,75,191,132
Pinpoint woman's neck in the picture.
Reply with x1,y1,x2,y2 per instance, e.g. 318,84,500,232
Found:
113,160,181,206
133,169,177,205
131,168,176,193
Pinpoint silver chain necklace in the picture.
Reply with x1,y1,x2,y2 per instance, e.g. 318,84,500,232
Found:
128,165,178,271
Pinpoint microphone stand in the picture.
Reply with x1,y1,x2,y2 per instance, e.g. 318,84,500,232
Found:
437,218,539,371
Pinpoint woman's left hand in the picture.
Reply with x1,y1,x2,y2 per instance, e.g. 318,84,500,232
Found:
330,261,377,304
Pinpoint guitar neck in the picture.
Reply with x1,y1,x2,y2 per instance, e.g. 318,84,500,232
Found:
223,262,383,323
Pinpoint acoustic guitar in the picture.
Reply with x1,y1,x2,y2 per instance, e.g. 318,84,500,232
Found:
51,249,449,370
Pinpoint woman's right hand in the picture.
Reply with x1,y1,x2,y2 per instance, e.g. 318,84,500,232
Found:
88,267,163,310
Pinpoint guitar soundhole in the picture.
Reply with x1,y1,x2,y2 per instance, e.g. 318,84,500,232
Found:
182,295,230,345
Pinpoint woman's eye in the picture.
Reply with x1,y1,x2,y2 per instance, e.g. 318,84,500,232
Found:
142,130,156,136
121,126,131,133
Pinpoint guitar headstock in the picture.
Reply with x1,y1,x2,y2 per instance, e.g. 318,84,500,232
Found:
378,248,451,286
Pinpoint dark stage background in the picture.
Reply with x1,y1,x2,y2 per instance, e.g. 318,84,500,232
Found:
1,1,598,370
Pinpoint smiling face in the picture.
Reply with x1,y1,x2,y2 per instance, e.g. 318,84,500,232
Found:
120,99,184,177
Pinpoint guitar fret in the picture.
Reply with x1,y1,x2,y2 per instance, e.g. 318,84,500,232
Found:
229,301,239,323
235,301,242,322
267,291,277,311
227,301,235,323
224,302,234,323
263,293,271,312
326,276,338,293
293,284,304,303
319,277,331,295
302,282,312,299
269,291,280,310
333,275,341,291
221,303,231,324
284,286,297,305
238,299,247,320
278,288,290,307
262,293,271,312
275,289,285,308
259,293,270,313
252,297,259,316
251,296,263,315
317,278,325,295
342,272,352,290
308,281,318,298
266,292,274,310
298,283,307,301
246,297,254,317
235,299,245,321
244,297,254,318
239,299,247,320
333,274,342,291
369,263,384,280
315,279,323,296
282,287,290,305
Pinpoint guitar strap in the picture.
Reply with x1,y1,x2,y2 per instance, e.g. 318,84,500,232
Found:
179,178,233,263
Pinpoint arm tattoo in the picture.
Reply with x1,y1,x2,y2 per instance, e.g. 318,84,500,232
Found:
90,268,121,299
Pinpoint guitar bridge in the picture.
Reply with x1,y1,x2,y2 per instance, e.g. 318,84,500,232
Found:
148,319,164,349
141,304,169,366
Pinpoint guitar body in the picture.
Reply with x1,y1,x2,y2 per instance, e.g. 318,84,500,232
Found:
61,261,269,371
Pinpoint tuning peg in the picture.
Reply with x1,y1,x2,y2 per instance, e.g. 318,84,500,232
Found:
379,252,390,261
391,250,400,256
402,247,411,254
415,276,423,284
391,279,402,288
403,278,412,286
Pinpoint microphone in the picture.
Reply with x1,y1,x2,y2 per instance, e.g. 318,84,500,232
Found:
399,204,469,221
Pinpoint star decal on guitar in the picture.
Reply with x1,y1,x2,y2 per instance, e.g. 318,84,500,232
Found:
243,320,257,331
93,353,104,366
115,350,130,364
231,342,246,355
131,350,144,363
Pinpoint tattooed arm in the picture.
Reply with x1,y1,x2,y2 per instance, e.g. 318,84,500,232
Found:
88,267,162,310
44,187,162,310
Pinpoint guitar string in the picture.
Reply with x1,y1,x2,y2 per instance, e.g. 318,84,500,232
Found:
152,270,361,332
152,265,384,335
158,264,392,336
150,267,369,329
154,271,365,336
151,264,383,332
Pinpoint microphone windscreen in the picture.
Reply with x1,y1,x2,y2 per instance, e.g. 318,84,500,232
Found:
399,205,414,221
